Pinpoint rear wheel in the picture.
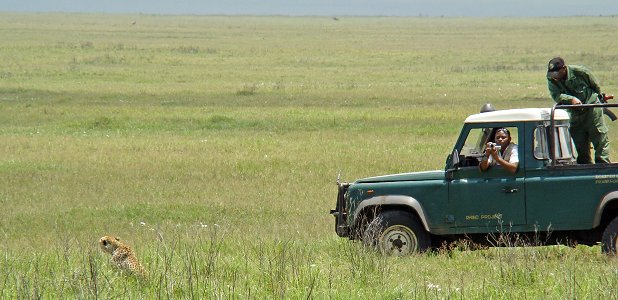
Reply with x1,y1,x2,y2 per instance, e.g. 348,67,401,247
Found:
363,210,430,256
602,216,618,254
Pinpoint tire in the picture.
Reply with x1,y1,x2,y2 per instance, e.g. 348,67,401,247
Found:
362,210,431,256
602,216,618,254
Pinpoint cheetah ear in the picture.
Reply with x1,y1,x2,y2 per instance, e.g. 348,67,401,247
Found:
115,237,120,241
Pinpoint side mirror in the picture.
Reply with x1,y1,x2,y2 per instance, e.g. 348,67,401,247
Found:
451,149,460,167
446,149,460,180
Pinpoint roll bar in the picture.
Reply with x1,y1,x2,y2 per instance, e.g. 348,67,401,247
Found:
550,103,618,167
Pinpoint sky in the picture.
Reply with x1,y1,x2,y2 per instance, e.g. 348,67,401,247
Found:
2,0,618,17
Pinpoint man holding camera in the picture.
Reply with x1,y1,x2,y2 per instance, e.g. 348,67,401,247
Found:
479,128,519,174
546,57,610,164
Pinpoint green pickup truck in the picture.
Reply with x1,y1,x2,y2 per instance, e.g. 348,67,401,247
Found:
331,105,618,255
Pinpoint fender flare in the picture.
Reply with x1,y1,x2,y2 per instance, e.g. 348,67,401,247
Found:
352,195,431,232
594,191,618,227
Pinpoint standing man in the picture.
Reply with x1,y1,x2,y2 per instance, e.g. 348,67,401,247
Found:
547,57,610,164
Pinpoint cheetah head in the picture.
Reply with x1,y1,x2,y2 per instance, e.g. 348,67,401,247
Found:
99,236,121,254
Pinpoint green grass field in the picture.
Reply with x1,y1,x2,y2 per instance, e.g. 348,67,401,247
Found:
1,13,618,298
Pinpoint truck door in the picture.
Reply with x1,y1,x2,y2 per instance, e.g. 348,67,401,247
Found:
525,123,597,230
448,126,526,229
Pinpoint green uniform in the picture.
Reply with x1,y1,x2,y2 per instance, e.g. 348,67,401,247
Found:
547,65,610,164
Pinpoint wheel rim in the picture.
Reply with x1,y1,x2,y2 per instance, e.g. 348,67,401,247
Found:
380,225,418,256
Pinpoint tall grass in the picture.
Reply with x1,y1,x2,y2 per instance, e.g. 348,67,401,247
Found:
1,13,618,298
2,228,618,298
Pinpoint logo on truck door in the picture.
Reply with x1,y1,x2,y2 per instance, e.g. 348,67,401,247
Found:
465,213,503,221
595,175,618,184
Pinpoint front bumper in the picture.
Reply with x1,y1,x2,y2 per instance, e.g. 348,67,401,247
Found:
330,182,350,237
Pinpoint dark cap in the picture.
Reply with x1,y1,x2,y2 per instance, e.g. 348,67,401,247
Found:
547,57,565,77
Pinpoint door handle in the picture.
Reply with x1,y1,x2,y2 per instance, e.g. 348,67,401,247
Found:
502,188,518,194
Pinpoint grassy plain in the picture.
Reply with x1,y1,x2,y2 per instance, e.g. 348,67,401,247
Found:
1,13,618,298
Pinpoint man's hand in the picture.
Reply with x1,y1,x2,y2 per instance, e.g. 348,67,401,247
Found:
570,98,582,105
485,142,498,157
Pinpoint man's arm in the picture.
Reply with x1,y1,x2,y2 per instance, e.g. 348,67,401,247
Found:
547,79,578,105
579,66,602,95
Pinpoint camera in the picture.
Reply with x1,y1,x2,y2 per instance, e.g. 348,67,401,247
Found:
489,142,501,151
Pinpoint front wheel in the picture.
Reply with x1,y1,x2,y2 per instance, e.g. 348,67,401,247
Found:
602,216,618,254
363,210,431,256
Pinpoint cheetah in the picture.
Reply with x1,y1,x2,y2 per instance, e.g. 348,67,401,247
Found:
99,236,147,278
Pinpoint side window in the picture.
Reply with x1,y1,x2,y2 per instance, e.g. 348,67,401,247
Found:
459,126,518,167
533,126,549,159
554,126,575,161
534,125,576,162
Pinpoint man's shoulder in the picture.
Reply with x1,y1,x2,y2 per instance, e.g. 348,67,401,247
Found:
568,64,592,74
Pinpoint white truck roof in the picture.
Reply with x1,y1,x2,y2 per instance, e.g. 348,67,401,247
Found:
465,108,570,124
